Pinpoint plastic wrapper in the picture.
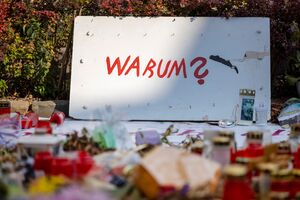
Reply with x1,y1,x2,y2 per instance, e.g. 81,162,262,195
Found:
135,130,161,146
0,113,21,149
92,106,133,151
93,151,141,171
278,98,300,128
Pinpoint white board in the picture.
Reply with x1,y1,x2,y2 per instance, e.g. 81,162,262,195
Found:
69,17,270,121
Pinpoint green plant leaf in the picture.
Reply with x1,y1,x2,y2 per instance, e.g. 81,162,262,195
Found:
285,75,300,86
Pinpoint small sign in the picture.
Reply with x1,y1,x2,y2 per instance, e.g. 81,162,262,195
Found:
238,89,256,125
70,17,270,120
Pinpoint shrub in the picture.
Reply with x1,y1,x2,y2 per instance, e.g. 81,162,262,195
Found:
0,79,8,97
0,1,58,98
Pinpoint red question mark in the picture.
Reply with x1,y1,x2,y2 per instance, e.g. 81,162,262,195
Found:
190,57,209,85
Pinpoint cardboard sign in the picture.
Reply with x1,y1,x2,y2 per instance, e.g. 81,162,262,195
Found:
69,17,270,120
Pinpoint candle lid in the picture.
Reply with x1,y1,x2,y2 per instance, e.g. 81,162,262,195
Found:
257,162,278,174
269,192,289,200
276,141,291,154
223,164,247,177
293,169,300,177
272,168,291,178
246,131,263,140
212,136,230,146
235,157,250,165
290,123,300,137
190,140,204,149
218,131,235,139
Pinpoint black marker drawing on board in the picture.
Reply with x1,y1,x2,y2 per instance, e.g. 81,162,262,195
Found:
209,55,239,74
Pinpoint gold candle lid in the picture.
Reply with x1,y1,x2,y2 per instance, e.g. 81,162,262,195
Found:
272,168,292,178
223,164,247,177
269,192,289,200
190,140,204,149
218,131,235,140
246,131,263,140
290,123,300,137
293,169,300,177
235,157,250,165
212,136,230,146
277,141,291,154
257,162,278,174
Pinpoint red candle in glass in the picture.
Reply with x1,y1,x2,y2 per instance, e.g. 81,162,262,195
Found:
223,164,254,200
